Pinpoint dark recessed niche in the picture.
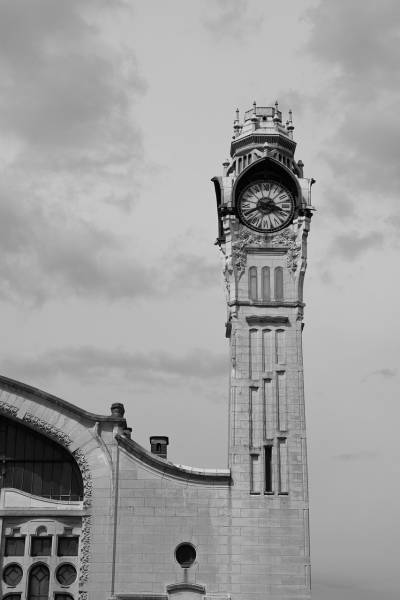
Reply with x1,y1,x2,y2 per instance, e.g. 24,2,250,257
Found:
175,543,196,568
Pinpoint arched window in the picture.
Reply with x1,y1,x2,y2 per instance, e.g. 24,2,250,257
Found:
248,267,258,301
274,267,284,300
28,564,49,600
0,416,83,501
261,266,270,301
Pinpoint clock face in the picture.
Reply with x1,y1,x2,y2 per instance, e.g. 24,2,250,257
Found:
237,180,295,233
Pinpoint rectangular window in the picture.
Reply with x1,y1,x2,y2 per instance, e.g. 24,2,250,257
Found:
250,454,261,494
275,329,286,364
5,536,25,556
274,267,284,300
262,328,272,371
249,329,258,379
57,536,79,556
31,536,52,556
278,438,289,494
261,266,270,301
277,371,287,431
264,445,273,493
250,387,262,447
248,266,258,301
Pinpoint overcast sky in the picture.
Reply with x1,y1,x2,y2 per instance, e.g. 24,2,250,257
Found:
0,1,399,598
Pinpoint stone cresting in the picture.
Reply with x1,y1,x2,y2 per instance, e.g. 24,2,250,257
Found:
23,412,73,447
232,225,268,276
270,227,302,272
79,515,91,587
0,399,19,417
232,224,302,277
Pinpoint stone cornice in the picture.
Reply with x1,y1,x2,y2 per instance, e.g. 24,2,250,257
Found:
167,584,206,595
229,300,304,308
246,315,290,325
116,435,231,486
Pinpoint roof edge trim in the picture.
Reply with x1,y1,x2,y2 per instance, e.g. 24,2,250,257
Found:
0,374,124,423
116,434,231,485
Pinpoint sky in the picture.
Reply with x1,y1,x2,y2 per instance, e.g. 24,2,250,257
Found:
0,0,399,598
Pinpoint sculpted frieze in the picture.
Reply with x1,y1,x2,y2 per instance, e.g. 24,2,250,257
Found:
23,412,73,446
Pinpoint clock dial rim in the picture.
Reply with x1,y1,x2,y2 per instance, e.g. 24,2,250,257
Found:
237,179,295,233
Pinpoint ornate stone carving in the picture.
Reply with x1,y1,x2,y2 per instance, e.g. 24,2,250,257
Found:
79,514,91,586
73,448,93,508
0,400,19,417
78,591,88,600
270,229,301,272
232,227,268,276
23,413,73,446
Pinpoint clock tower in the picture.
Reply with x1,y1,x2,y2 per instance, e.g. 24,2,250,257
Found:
213,101,314,599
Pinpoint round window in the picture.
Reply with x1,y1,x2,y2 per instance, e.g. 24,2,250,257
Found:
3,564,23,586
175,543,196,568
55,564,77,586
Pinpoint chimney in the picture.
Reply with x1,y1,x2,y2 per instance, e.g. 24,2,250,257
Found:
150,436,169,459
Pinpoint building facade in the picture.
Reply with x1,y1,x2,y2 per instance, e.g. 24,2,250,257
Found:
0,102,314,600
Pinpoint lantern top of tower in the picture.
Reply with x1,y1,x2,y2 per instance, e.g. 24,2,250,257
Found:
231,101,296,160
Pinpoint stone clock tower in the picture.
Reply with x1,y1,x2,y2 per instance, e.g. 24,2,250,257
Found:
213,102,314,599
0,101,314,600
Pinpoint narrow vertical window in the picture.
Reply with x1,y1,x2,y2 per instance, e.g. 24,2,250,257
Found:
261,266,270,301
278,438,288,494
263,378,273,438
274,267,284,300
248,266,258,301
250,454,261,493
249,329,258,379
264,445,273,493
262,328,272,371
250,387,262,447
276,371,287,431
275,328,286,364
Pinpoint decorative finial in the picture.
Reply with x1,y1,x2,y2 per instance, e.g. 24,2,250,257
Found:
287,109,294,138
233,107,241,137
253,100,257,114
273,100,280,124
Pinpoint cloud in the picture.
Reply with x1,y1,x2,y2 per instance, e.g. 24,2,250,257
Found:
333,451,378,462
0,182,156,304
169,254,220,292
0,181,221,304
305,0,400,201
306,0,400,96
0,0,145,169
323,189,356,219
3,346,228,385
201,0,263,40
363,368,397,382
329,231,383,261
